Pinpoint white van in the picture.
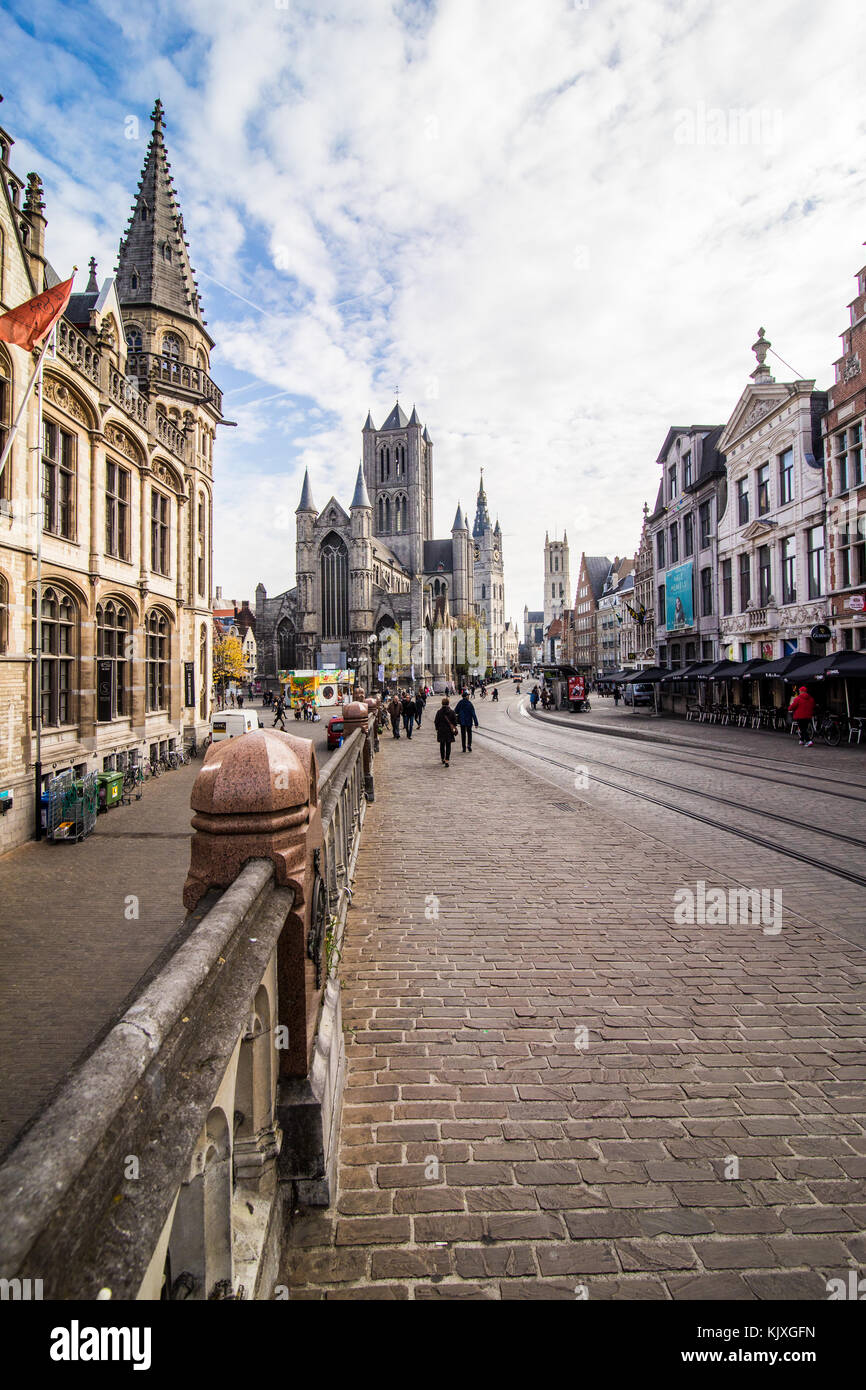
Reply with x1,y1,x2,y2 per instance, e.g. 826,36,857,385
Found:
210,710,260,743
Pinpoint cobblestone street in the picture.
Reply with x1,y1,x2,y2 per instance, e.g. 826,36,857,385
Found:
281,697,866,1299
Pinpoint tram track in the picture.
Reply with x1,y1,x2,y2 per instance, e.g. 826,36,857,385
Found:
476,725,866,890
516,703,866,802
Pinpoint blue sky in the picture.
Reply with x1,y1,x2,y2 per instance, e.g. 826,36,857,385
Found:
3,0,865,618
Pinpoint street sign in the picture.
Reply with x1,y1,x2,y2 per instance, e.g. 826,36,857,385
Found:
810,624,832,643
845,595,865,611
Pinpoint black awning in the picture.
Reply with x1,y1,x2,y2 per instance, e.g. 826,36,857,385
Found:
713,658,766,681
623,667,669,683
746,652,816,680
793,649,866,681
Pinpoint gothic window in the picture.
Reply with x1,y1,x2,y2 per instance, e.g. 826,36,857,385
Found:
162,333,182,377
146,609,170,711
379,447,391,481
141,203,149,221
131,270,139,291
124,323,142,353
42,419,76,538
162,242,172,263
32,586,76,727
481,584,486,599
320,532,349,639
96,601,130,718
197,493,207,596
277,620,295,671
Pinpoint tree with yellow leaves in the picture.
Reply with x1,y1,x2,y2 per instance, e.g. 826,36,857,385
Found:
213,634,245,700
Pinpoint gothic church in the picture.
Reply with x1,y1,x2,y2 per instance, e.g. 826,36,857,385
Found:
256,405,504,688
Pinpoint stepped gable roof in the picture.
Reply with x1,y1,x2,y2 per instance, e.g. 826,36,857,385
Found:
116,99,209,338
424,539,454,572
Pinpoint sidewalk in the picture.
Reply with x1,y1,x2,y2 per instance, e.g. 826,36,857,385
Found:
280,718,866,1299
0,717,333,1157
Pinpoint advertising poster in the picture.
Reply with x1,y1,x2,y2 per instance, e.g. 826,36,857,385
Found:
568,675,585,701
665,560,694,631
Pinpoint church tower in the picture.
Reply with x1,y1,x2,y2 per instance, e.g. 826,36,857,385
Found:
349,464,373,668
544,531,570,631
116,99,224,736
472,470,505,669
362,402,433,576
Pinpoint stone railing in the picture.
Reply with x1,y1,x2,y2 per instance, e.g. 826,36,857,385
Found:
156,409,189,461
56,318,101,386
0,710,378,1300
126,352,223,415
108,366,150,428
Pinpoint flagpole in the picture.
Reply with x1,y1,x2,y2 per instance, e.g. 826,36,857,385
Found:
33,327,53,841
0,335,53,487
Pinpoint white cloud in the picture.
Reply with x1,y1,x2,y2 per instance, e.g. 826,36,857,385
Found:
5,0,866,623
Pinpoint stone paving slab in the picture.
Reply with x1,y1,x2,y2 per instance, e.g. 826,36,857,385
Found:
280,711,866,1300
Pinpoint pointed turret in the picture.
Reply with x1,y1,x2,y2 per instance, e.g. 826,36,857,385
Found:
452,502,467,532
351,462,371,510
363,410,375,431
116,99,209,335
407,404,421,426
296,468,317,513
422,425,431,444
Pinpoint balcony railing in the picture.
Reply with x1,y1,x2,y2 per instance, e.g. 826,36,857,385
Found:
156,410,188,461
108,366,149,428
56,320,101,386
126,352,223,415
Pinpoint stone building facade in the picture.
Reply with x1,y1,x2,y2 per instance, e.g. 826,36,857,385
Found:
0,99,221,852
647,424,725,668
717,331,828,663
543,531,570,633
255,404,484,690
570,553,612,672
822,252,866,650
472,470,506,669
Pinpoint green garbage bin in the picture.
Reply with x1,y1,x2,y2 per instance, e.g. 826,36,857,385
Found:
97,771,123,809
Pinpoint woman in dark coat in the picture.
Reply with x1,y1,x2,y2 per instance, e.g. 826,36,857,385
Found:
434,697,458,766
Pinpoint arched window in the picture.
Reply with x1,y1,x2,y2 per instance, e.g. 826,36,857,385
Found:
162,333,182,378
130,270,139,291
197,493,207,597
320,533,348,639
162,242,172,263
276,620,295,672
32,586,76,727
96,601,130,718
481,584,486,599
146,609,170,711
199,622,208,720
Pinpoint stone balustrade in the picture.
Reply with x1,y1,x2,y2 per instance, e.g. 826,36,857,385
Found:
0,716,377,1299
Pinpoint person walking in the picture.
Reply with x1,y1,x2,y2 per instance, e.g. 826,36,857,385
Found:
402,692,416,739
389,693,402,739
491,685,499,702
273,694,287,731
455,689,479,752
613,685,621,707
530,684,540,710
415,688,426,727
237,693,244,709
434,696,458,765
788,685,816,746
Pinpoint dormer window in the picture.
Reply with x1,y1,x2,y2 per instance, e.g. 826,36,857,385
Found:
141,204,148,221
131,270,139,291
162,242,172,263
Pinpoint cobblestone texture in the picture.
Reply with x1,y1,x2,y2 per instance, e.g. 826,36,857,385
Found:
280,693,866,1299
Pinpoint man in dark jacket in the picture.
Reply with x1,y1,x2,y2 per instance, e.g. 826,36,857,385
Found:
402,692,416,739
415,688,426,727
454,690,479,752
434,697,458,765
389,693,402,738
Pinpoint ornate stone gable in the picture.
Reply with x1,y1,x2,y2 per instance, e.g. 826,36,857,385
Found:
720,387,790,452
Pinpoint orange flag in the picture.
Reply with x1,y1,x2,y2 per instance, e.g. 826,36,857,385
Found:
0,275,75,350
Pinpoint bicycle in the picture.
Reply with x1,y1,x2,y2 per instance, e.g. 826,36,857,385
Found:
122,764,144,802
813,713,844,747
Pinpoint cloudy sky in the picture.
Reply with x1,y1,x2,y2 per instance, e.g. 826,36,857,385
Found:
3,0,865,621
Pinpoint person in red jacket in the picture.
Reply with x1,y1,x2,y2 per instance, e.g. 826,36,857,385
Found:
789,685,816,746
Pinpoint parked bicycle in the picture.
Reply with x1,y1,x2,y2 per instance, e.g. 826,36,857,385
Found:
122,764,145,802
813,712,844,747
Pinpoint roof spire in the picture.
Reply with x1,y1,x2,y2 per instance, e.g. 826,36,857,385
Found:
116,97,209,336
452,502,467,532
351,463,371,509
296,468,317,514
472,468,491,538
85,256,98,293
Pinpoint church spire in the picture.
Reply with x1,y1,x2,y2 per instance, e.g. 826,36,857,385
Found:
472,467,491,539
116,99,209,336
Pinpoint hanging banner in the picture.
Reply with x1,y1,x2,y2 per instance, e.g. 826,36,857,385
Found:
184,661,196,707
665,560,694,631
97,660,113,722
